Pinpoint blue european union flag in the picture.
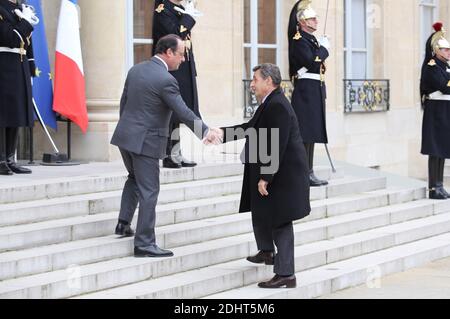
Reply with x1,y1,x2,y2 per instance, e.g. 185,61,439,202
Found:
27,0,57,130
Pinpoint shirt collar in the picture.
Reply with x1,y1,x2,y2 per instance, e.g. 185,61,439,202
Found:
155,55,169,71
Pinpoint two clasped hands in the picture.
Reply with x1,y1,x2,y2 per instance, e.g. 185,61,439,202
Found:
202,128,270,197
203,128,223,146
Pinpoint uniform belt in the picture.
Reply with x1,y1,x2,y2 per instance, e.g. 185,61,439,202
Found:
297,73,322,81
428,91,450,101
295,67,322,81
0,47,26,55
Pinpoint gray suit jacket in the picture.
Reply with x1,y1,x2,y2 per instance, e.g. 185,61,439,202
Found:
111,57,208,159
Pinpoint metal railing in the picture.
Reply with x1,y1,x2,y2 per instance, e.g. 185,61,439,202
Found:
344,79,390,113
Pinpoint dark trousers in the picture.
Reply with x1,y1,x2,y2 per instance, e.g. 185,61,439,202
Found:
118,148,160,249
0,127,19,163
304,143,315,173
253,219,295,276
429,156,446,189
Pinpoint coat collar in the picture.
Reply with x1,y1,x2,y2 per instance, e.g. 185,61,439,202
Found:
300,29,319,47
249,88,282,126
151,56,169,71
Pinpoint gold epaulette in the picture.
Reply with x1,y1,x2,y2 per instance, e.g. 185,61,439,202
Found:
155,4,164,13
428,59,436,66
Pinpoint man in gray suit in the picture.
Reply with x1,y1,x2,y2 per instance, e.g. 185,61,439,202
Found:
111,34,221,257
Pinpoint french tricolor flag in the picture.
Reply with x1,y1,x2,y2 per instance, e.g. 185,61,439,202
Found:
53,0,88,133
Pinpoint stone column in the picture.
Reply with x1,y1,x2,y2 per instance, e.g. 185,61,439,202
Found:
34,0,127,162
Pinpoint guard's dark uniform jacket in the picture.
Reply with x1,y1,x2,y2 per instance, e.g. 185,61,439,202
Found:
421,57,450,158
0,0,36,128
0,0,35,127
152,0,200,123
289,29,328,144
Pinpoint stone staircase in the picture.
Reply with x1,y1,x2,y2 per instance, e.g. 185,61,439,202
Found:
0,161,450,299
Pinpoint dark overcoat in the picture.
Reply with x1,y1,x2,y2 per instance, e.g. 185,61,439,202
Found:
152,0,200,124
222,88,311,228
0,0,36,128
421,57,450,158
289,29,328,144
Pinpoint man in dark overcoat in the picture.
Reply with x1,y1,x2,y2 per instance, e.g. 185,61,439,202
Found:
215,64,311,289
0,0,38,175
288,0,330,187
420,22,450,200
152,0,200,169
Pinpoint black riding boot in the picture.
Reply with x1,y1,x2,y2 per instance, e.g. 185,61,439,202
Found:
163,122,182,169
0,128,13,176
305,143,328,187
429,156,447,199
437,157,449,197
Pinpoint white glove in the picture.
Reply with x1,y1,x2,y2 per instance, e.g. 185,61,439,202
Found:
318,35,331,50
174,0,203,18
15,4,39,26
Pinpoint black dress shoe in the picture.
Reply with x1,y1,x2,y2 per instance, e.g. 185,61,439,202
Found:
163,157,182,169
115,222,135,237
0,162,13,176
180,157,197,168
437,184,450,198
429,188,448,200
134,246,174,257
246,251,274,265
309,173,328,187
258,275,297,289
7,162,32,174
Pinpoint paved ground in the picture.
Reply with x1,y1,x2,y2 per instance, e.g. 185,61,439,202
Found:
320,256,450,299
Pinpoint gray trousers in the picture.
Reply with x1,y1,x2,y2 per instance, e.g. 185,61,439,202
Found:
118,148,160,249
253,218,295,276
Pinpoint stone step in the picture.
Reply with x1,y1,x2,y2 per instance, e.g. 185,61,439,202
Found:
0,176,244,228
0,175,390,255
74,214,450,299
0,164,341,206
0,167,346,228
205,232,450,299
0,162,245,205
1,198,447,298
0,185,425,280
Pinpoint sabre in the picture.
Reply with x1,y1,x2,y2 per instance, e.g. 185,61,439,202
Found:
323,0,330,36
322,0,336,173
32,97,60,154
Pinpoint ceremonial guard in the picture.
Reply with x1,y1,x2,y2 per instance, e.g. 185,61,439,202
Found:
0,0,38,175
420,22,450,200
288,0,330,187
152,0,202,169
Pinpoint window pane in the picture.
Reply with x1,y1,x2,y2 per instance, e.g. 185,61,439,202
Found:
352,0,366,49
244,47,252,79
258,0,276,44
244,0,251,43
134,44,153,64
134,0,154,39
258,48,276,65
352,52,367,79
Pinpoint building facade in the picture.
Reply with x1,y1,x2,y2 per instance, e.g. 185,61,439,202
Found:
33,0,450,180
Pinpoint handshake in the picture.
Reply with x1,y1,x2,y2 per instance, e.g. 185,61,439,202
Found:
15,4,39,26
203,128,224,145
174,0,203,18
